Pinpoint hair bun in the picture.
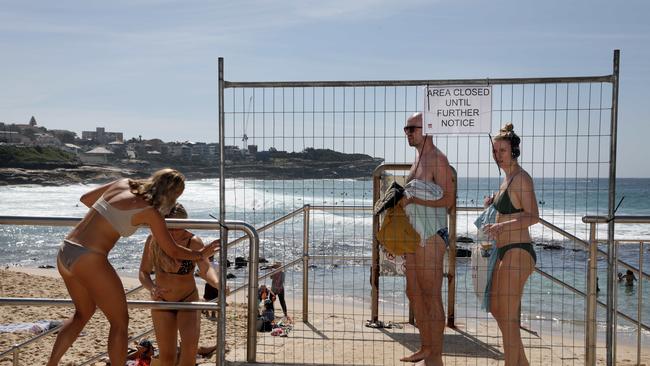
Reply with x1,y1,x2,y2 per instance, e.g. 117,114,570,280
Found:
501,123,515,133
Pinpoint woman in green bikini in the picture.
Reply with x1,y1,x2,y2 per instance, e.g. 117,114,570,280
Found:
483,123,539,366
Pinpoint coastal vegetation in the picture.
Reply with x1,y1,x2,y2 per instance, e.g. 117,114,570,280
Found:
0,145,79,167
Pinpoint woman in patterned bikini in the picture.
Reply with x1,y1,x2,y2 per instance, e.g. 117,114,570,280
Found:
139,203,222,366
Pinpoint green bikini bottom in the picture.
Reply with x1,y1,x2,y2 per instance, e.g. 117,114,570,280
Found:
496,242,537,264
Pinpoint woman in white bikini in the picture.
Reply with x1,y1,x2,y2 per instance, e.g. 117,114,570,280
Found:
47,168,218,366
139,203,222,366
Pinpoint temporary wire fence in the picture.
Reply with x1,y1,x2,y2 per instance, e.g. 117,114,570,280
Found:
217,55,650,365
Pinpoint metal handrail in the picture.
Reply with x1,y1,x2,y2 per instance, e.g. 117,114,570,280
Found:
583,215,650,366
0,298,219,310
76,282,251,366
457,208,650,281
79,327,155,366
535,266,649,332
0,216,259,366
0,284,143,362
226,206,305,248
2,209,648,365
460,207,650,332
224,75,614,89
583,215,650,224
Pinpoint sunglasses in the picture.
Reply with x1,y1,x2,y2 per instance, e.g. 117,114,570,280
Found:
403,126,422,133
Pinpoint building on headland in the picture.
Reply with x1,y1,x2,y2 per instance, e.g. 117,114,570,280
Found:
81,127,124,144
207,143,219,156
49,129,78,144
62,143,82,155
0,130,28,144
11,116,38,131
80,146,114,164
33,133,62,147
108,140,126,158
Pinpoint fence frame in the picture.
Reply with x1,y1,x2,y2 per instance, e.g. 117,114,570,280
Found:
0,216,259,366
218,50,620,365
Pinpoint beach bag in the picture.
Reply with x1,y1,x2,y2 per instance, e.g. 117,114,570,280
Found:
377,205,420,255
471,244,490,303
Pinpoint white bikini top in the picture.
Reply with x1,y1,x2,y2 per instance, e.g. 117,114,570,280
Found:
92,196,148,237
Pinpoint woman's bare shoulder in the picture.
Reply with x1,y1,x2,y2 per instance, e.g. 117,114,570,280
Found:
188,234,205,250
510,169,535,192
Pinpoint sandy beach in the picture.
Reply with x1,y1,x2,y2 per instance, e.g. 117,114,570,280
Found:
1,267,648,365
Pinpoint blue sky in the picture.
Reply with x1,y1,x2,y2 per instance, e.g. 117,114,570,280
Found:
1,0,649,176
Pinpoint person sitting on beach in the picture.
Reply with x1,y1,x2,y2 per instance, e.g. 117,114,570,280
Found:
258,284,275,303
270,262,292,322
483,123,539,366
202,255,219,320
623,269,638,287
256,298,275,332
398,112,455,366
126,339,155,366
139,203,222,366
47,169,218,366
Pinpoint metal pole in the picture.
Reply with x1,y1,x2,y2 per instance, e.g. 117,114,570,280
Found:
586,223,598,366
371,173,381,322
0,298,218,310
12,347,18,366
447,170,457,327
245,222,260,363
217,56,227,366
224,75,613,89
302,205,310,322
606,49,620,366
637,242,644,366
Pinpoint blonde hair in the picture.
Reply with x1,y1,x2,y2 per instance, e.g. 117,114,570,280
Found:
129,168,185,215
493,123,521,159
149,202,190,273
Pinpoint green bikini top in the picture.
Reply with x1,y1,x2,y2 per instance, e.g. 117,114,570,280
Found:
493,171,524,215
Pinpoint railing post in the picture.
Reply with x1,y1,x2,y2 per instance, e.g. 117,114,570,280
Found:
637,242,644,366
606,49,620,366
302,205,310,322
12,347,18,366
246,224,259,363
371,173,381,322
446,170,457,327
217,56,227,366
586,222,598,366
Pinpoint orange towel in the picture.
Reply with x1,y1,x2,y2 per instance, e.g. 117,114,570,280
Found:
377,205,420,255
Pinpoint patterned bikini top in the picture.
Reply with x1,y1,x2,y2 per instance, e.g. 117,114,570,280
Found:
153,234,196,275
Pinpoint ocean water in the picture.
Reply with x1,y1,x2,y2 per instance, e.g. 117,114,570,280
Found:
0,178,648,343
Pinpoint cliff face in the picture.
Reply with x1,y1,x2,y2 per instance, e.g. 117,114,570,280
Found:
1,146,384,185
0,159,383,186
0,166,143,186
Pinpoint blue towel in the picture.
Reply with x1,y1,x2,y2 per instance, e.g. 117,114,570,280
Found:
474,205,498,312
473,204,497,229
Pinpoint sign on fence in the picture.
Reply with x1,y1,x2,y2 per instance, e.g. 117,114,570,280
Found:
423,85,492,135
